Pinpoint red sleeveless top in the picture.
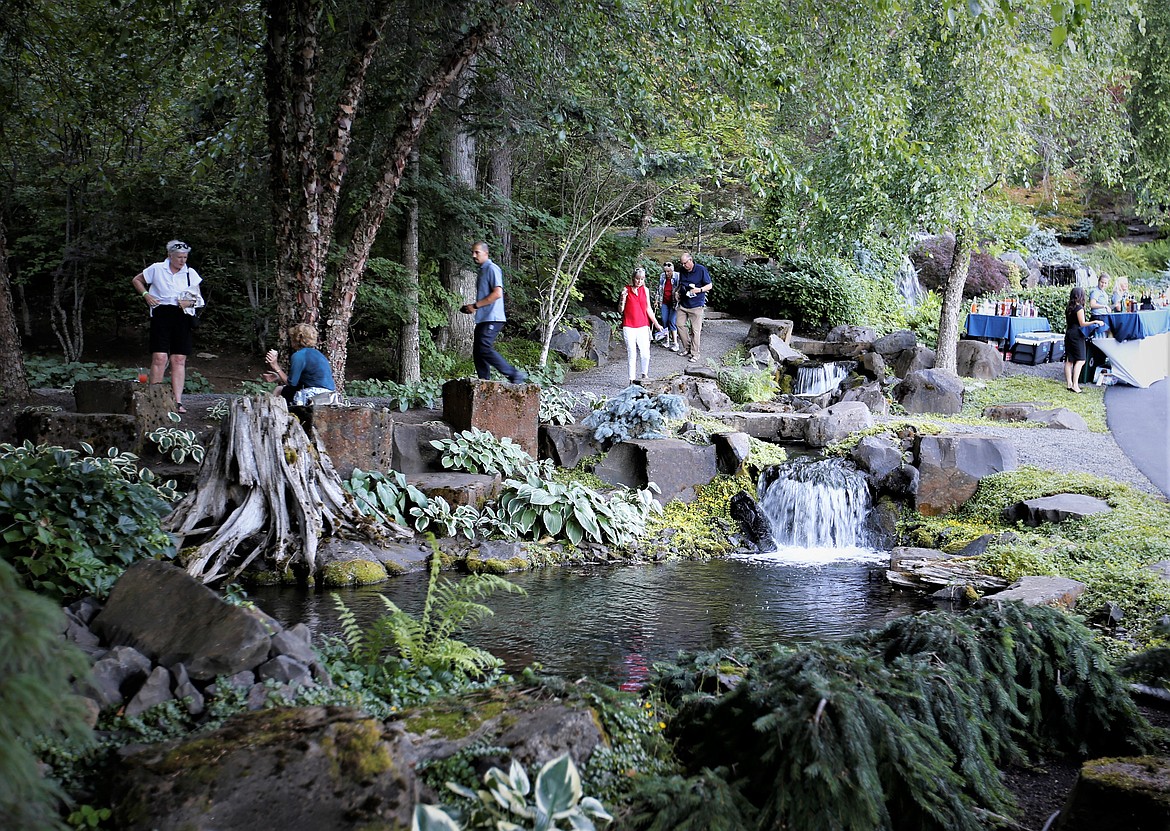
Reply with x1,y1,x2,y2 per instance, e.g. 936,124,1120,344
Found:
622,285,651,328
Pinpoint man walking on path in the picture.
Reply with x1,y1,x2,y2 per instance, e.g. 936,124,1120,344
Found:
461,241,527,384
677,252,712,362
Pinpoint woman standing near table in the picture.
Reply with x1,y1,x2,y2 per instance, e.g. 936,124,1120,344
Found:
1064,286,1105,393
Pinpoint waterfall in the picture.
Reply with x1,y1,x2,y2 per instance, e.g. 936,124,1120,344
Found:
895,257,925,307
795,362,851,396
758,458,872,549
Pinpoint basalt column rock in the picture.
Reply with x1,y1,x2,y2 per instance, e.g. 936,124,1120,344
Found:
443,378,540,458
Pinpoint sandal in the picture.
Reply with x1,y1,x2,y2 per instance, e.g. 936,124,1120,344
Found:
176,403,188,414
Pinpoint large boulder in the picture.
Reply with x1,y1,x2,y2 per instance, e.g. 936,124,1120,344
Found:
896,368,964,415
549,327,586,361
92,561,274,681
1058,756,1170,831
803,401,873,447
586,314,611,366
980,576,1087,609
892,346,937,379
390,421,452,474
658,377,734,413
872,329,917,358
839,381,891,417
730,491,773,551
857,351,889,382
1003,493,1112,526
914,433,1018,516
712,431,753,475
955,340,1004,380
594,438,718,504
539,423,602,469
850,436,904,480
112,707,419,831
826,325,877,344
745,317,794,348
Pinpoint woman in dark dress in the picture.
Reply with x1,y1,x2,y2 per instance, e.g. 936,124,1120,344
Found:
1064,286,1105,393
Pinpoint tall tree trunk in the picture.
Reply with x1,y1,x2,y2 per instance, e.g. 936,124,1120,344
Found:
0,217,31,402
321,22,499,386
436,61,477,357
636,186,656,243
398,149,421,384
936,227,971,373
486,74,514,269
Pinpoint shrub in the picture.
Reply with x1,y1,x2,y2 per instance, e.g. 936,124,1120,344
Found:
432,428,553,480
583,386,688,446
910,235,1011,298
0,442,176,600
716,365,778,405
1020,228,1085,268
707,253,863,333
0,559,94,830
345,377,443,410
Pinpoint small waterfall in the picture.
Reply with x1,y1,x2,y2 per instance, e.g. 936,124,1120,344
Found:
758,458,871,549
795,362,850,396
895,258,925,307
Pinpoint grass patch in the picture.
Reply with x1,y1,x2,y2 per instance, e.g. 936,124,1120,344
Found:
953,374,1108,432
902,467,1170,647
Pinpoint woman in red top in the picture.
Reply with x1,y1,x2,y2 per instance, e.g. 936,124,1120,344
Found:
619,267,663,385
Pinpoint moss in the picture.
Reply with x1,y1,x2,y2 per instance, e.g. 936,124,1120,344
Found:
953,375,1108,432
465,555,528,575
320,559,389,587
284,445,299,465
322,719,395,782
383,559,406,577
403,696,509,739
241,569,284,587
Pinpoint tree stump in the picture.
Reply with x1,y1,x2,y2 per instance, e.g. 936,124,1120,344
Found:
164,395,408,584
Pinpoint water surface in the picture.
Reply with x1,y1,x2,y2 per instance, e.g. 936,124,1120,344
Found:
253,548,927,687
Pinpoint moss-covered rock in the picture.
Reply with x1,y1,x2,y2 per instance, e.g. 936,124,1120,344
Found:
1059,755,1170,831
112,707,417,830
320,559,389,587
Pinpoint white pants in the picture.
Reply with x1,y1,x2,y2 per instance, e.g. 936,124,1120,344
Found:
623,326,651,381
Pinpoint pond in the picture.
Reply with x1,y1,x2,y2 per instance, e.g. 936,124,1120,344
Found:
251,545,929,688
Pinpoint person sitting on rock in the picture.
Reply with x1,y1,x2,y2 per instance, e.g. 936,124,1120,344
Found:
263,323,337,405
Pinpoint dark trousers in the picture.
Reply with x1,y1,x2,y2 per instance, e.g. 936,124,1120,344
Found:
473,321,522,382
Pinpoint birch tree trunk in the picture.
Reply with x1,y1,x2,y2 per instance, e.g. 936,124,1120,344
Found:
398,149,422,384
935,227,972,373
164,395,408,585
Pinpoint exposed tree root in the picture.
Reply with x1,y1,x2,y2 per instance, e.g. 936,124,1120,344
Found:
164,395,409,584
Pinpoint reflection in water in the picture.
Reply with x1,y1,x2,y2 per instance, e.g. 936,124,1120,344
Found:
252,553,927,687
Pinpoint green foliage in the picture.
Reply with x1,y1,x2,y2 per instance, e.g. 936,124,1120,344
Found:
1082,239,1170,288
23,355,133,389
958,374,1107,431
904,467,1170,641
432,428,554,480
714,364,778,405
347,468,431,528
905,291,943,349
1131,0,1170,223
622,769,758,831
583,386,688,445
575,232,644,305
146,420,205,464
1020,228,1086,267
346,377,443,411
333,550,522,679
706,253,863,333
655,603,1154,831
1118,620,1170,688
539,386,577,425
421,753,612,831
0,442,175,600
0,559,94,831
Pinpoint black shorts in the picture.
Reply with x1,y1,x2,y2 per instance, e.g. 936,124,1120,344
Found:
149,305,194,356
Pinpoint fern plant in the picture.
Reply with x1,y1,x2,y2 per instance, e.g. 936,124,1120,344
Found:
333,548,524,678
715,366,779,405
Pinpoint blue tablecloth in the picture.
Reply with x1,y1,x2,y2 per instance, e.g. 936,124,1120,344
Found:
964,314,1051,347
1093,309,1170,342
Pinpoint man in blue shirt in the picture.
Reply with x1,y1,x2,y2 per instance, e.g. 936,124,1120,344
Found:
676,252,713,362
460,242,528,384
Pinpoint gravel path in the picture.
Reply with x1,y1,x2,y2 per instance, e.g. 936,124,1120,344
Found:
561,314,1167,499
